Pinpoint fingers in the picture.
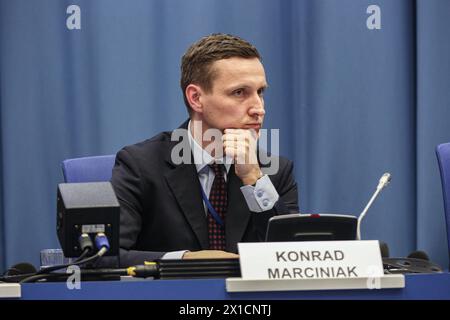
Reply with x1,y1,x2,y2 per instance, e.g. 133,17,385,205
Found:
222,138,257,165
223,128,258,140
222,129,258,149
224,144,250,164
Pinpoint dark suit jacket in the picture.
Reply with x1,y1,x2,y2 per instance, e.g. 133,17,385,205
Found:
111,121,299,266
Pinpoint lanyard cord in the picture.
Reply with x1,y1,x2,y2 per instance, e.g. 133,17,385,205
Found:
200,186,225,228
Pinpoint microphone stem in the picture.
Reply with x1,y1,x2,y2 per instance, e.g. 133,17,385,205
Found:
357,187,383,240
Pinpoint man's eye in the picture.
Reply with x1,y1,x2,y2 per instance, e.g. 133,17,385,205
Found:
233,89,244,96
257,88,265,96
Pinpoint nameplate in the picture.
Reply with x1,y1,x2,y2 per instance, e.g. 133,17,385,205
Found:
237,240,384,280
0,283,21,298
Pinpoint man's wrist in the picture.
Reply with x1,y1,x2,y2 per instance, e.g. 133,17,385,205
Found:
241,169,263,185
240,175,280,212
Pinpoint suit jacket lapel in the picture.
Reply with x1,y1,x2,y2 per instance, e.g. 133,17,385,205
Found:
225,165,251,253
164,121,209,249
165,164,209,249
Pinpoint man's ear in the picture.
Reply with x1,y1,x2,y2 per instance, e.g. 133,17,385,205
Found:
185,84,203,114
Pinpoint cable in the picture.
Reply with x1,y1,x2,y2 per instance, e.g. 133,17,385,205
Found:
20,233,110,283
94,233,110,251
20,248,108,283
34,247,91,276
30,233,95,276
17,273,61,284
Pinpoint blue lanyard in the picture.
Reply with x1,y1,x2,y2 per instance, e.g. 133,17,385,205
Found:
200,186,225,228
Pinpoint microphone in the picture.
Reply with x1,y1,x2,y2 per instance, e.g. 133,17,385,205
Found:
383,250,442,274
0,262,38,282
407,250,429,261
4,262,37,276
357,172,391,240
377,173,391,190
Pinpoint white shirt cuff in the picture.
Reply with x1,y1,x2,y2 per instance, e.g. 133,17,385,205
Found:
161,250,189,260
240,174,279,212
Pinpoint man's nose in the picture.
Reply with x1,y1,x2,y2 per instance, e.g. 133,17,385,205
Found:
248,94,265,117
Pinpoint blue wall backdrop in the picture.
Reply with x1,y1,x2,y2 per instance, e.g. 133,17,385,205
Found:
1,0,450,271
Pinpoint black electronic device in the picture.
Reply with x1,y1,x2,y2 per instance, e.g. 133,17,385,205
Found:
380,245,443,274
265,213,357,242
56,182,120,257
382,257,443,274
265,173,392,243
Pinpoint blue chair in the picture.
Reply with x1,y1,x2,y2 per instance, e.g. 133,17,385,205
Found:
62,154,116,183
436,143,450,261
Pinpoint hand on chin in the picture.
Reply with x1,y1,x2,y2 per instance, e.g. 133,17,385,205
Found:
222,128,262,185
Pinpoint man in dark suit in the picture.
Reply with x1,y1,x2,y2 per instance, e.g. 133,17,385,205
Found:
112,34,299,266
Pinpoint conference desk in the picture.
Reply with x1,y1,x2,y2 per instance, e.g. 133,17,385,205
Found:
17,273,450,300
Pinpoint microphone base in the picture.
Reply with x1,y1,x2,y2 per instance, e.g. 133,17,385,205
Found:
383,257,443,274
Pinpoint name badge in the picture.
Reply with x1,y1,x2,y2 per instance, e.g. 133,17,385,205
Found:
238,240,384,280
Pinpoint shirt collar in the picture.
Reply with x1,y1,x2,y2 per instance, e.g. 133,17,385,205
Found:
187,120,232,174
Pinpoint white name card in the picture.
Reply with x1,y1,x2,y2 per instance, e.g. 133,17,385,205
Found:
238,240,384,280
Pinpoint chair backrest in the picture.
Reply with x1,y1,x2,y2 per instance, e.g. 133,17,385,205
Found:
436,143,450,256
62,155,116,183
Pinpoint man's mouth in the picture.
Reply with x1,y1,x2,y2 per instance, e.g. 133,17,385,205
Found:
244,123,262,129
